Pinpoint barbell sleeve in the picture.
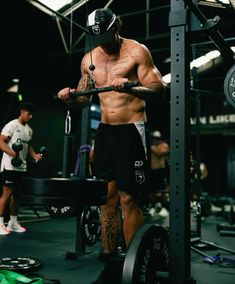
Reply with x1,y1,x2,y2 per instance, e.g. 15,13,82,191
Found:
69,81,139,98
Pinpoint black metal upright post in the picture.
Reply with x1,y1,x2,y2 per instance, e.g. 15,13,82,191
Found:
169,0,192,283
74,103,91,254
78,105,91,179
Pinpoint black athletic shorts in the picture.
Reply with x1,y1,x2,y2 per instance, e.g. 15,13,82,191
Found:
1,169,26,188
93,122,150,193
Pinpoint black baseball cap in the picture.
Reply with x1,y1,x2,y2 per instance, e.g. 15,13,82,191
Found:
87,8,117,46
19,102,35,113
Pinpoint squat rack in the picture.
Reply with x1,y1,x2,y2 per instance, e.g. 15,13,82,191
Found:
169,0,234,283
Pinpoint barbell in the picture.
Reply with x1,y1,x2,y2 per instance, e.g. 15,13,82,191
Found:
69,81,139,98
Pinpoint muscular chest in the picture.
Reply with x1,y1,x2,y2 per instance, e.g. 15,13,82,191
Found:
93,53,136,86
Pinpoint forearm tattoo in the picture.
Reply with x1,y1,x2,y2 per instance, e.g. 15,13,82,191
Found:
75,62,93,104
100,209,121,253
77,65,88,89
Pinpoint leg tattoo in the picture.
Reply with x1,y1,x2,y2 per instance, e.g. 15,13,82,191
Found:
100,209,121,254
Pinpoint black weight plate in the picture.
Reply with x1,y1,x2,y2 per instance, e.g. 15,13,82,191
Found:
46,205,77,218
224,64,235,108
22,177,107,196
0,257,42,273
80,206,101,246
122,224,169,284
21,177,107,206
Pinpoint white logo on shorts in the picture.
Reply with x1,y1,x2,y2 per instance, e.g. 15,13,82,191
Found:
135,161,144,167
135,170,145,184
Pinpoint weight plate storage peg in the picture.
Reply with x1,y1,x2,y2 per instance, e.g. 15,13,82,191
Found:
122,224,169,284
224,64,235,108
0,257,42,273
80,206,101,246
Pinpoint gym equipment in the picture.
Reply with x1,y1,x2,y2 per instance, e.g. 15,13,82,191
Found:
191,240,235,267
0,270,43,284
21,176,107,254
33,146,49,163
46,205,101,246
216,196,235,237
219,230,235,237
46,205,77,218
202,254,235,268
169,0,234,282
80,205,101,246
0,257,42,273
20,99,107,255
122,224,169,284
224,64,235,108
11,139,23,167
190,68,235,261
21,177,107,206
69,81,139,98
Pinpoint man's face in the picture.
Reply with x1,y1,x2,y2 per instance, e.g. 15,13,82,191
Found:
21,109,33,123
100,32,119,53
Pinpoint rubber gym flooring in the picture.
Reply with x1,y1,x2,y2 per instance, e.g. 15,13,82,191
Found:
0,206,234,284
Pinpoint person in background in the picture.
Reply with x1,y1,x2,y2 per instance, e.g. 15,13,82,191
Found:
57,7,165,283
147,130,170,217
0,102,42,235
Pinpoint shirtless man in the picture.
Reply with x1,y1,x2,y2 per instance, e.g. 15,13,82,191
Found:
150,131,170,171
58,8,165,283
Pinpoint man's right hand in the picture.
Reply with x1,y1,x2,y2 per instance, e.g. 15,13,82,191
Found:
57,86,92,108
57,87,76,103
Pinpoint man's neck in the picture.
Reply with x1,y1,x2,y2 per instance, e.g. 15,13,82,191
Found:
18,117,26,125
101,35,122,55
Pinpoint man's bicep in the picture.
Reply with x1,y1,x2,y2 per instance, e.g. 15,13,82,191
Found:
136,47,163,87
76,58,93,91
0,133,10,141
137,63,163,88
76,69,95,92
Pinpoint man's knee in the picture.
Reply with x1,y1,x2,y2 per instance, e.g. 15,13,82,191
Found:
119,193,140,214
1,187,12,199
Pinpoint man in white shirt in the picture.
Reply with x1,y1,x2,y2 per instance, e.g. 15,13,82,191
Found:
0,102,42,235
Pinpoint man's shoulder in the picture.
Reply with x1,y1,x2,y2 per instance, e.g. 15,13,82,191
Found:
3,119,17,128
123,38,149,52
82,52,97,70
1,119,17,136
123,38,141,46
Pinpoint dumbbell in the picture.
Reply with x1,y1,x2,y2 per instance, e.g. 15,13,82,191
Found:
33,146,49,163
11,139,23,167
39,146,49,157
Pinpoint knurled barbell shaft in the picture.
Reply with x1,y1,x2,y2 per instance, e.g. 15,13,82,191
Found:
69,81,139,98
